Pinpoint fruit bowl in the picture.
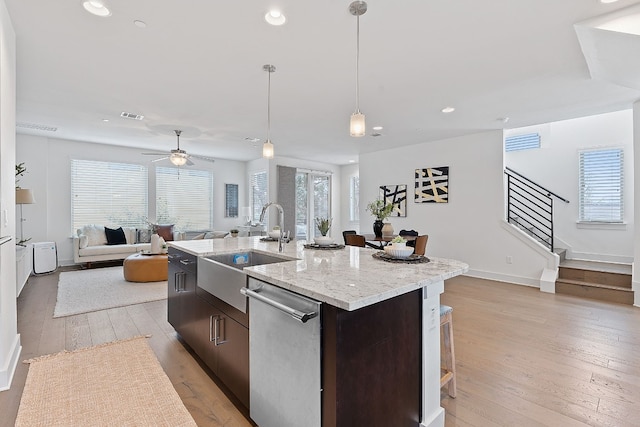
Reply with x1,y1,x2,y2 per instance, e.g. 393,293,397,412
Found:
384,245,414,259
268,230,281,239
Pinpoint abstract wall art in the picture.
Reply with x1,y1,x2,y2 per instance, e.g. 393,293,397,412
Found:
415,167,449,203
380,184,407,217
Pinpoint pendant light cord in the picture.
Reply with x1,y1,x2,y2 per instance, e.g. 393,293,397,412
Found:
355,13,360,113
267,68,272,141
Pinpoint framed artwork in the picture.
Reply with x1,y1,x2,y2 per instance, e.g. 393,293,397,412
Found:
415,167,449,203
380,184,407,217
225,183,239,217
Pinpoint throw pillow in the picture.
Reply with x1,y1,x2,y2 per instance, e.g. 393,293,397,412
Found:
152,224,174,242
192,233,205,240
79,235,89,249
105,226,127,245
136,228,151,243
83,225,107,246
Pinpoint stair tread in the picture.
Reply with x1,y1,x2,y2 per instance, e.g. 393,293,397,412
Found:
555,278,633,292
559,259,632,275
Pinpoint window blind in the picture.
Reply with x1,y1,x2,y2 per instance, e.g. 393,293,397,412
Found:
579,148,624,222
251,171,268,222
71,159,148,232
349,176,360,221
505,133,540,152
156,166,213,230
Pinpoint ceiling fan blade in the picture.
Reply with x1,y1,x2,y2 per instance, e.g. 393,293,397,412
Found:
151,156,169,162
142,151,170,156
186,158,195,166
190,154,215,163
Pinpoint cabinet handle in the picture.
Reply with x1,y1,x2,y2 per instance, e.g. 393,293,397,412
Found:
209,315,215,342
210,315,228,346
174,272,186,292
179,259,192,265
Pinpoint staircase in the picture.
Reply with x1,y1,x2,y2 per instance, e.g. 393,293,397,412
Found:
555,260,634,305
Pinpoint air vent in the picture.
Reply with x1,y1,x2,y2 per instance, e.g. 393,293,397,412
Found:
16,122,58,132
505,133,540,152
120,111,145,120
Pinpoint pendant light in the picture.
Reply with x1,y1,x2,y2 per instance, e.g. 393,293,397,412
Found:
349,1,367,137
262,64,276,159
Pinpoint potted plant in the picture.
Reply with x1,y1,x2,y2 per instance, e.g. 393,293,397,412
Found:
366,199,393,238
230,228,239,237
314,217,333,246
390,235,407,248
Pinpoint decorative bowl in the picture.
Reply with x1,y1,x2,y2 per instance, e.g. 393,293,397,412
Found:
384,246,414,259
314,236,334,246
268,230,281,239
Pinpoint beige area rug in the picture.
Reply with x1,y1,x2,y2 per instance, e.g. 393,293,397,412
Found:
54,266,167,318
16,336,196,427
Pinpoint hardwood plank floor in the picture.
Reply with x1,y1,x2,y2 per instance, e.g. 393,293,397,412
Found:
1,269,639,426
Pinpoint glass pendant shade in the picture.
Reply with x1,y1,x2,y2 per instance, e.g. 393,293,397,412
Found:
350,112,366,137
263,140,274,159
170,153,188,166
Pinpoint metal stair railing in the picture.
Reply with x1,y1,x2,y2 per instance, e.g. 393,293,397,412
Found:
504,167,569,252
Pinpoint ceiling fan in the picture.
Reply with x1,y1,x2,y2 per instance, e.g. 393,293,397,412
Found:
142,130,215,166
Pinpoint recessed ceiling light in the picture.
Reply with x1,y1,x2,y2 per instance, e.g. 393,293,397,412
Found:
441,107,455,113
600,0,619,3
349,160,356,163
82,0,112,17
134,20,147,28
372,126,383,131
265,10,286,26
102,119,109,122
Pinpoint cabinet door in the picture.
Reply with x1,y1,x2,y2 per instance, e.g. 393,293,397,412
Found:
216,315,249,408
191,297,223,373
167,257,183,330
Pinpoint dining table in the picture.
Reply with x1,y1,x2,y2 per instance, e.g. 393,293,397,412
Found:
362,234,417,250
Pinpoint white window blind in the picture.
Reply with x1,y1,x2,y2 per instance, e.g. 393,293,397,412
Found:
156,167,213,230
71,159,148,232
251,171,268,222
349,176,360,221
505,133,540,152
579,148,624,222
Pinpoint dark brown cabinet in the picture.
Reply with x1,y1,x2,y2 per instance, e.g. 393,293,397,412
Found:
168,248,249,409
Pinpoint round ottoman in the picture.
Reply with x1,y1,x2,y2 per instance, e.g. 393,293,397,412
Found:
123,253,168,282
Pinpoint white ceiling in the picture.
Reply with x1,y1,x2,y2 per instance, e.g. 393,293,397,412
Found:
6,0,640,165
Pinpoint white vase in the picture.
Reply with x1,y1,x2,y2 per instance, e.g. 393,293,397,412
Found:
381,222,394,237
392,242,406,249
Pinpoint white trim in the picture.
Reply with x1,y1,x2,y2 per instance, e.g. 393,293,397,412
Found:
500,220,559,270
568,251,633,264
465,270,540,288
0,334,21,391
576,221,627,230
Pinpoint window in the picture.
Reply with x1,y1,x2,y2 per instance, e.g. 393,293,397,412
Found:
250,171,268,222
71,159,148,231
349,176,359,221
225,183,239,217
295,171,331,239
156,166,213,230
579,148,624,223
505,133,540,152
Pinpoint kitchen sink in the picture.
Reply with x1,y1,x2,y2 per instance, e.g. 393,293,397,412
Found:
197,250,296,313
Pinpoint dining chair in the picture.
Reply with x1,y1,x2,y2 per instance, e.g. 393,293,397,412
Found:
399,229,419,247
413,235,429,256
345,234,366,247
342,230,357,245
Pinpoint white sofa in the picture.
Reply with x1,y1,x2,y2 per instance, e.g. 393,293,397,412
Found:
73,225,151,265
73,225,230,265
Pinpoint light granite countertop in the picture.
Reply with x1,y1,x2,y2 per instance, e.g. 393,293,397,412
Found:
169,237,468,311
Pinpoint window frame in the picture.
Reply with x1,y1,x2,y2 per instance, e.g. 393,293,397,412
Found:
578,147,624,224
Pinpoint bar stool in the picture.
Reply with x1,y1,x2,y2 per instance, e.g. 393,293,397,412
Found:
440,304,456,398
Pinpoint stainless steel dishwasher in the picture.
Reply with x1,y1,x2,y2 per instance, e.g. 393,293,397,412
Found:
241,277,321,427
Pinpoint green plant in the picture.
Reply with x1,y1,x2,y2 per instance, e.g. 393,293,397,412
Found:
315,217,332,236
366,199,393,221
391,235,407,244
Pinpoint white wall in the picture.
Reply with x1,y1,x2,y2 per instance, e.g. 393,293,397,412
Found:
16,134,247,265
340,163,360,235
360,131,551,286
633,103,640,307
505,110,634,263
0,0,20,391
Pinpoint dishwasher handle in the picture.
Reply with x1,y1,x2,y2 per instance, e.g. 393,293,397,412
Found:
240,287,318,323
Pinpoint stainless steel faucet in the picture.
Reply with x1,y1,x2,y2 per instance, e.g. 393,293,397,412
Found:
259,202,286,252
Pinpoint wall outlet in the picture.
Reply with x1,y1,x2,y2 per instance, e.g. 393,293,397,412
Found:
506,256,513,264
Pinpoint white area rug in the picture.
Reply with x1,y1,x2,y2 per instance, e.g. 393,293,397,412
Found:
54,267,167,318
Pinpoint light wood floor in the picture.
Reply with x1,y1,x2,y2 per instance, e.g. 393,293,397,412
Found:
1,270,639,426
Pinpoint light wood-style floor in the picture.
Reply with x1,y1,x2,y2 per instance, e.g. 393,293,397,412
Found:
1,270,639,426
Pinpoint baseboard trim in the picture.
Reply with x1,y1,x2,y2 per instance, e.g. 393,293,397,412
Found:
0,334,22,392
465,269,539,288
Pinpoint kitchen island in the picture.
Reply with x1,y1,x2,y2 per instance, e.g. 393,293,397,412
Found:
169,237,468,427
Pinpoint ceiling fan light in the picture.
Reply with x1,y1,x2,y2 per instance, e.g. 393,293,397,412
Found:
350,112,366,137
262,140,274,159
82,0,112,17
170,153,188,166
